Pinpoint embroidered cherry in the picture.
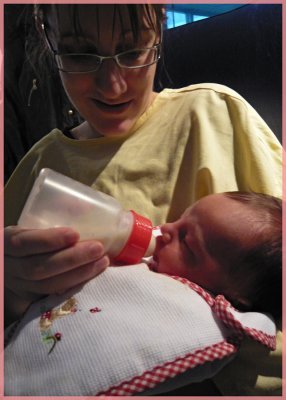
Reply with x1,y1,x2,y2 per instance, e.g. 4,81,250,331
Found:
42,310,52,319
89,307,101,313
54,332,62,341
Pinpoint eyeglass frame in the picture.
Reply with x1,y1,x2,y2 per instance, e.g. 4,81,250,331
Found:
40,22,162,74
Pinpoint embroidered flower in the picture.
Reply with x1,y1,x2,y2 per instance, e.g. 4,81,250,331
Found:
39,298,102,354
39,297,78,354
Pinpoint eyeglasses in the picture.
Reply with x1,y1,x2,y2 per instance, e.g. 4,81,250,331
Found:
54,46,161,73
41,23,161,74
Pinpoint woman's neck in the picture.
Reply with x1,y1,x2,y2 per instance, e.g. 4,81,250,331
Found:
70,121,103,140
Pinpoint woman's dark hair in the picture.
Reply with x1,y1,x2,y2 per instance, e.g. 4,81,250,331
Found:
223,191,282,321
29,4,165,74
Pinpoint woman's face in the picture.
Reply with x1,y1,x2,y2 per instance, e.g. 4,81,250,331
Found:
46,5,160,137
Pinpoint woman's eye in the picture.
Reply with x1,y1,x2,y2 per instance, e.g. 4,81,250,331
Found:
125,50,142,59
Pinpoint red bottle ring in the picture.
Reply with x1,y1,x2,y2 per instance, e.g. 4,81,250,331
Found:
114,210,153,264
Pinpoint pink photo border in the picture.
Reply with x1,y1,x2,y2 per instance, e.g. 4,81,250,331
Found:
0,1,284,399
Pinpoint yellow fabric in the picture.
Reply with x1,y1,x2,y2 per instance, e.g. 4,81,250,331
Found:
5,83,282,227
4,83,282,395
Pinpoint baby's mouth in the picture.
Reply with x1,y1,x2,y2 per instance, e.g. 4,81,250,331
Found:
147,256,158,272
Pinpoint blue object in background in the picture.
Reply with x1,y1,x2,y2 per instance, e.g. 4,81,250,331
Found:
166,4,242,28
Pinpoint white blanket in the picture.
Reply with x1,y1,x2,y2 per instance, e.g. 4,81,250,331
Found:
4,264,276,396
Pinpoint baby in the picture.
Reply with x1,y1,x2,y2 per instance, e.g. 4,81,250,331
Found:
149,191,282,320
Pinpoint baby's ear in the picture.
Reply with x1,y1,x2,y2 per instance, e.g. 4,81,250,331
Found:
231,296,252,311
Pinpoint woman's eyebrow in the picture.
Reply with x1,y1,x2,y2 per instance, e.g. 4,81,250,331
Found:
59,34,95,44
57,36,98,51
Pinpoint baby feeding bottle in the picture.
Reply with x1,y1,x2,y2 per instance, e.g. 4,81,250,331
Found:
18,168,157,264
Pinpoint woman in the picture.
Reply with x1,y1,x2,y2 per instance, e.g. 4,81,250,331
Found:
5,4,282,395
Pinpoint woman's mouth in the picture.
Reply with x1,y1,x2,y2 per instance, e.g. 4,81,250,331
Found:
93,99,132,114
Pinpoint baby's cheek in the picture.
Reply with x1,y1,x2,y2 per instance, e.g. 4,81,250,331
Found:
156,254,181,276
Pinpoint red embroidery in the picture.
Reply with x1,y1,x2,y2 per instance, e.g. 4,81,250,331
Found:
41,310,52,320
90,307,101,313
39,298,102,354
54,332,62,341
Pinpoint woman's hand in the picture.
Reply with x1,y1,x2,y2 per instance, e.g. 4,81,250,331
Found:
4,226,109,327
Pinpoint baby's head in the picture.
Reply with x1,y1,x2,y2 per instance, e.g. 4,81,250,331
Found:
152,192,281,319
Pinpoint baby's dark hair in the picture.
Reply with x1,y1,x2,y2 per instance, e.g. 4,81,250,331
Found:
222,192,282,321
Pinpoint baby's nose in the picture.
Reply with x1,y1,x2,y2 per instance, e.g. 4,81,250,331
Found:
153,233,171,254
159,222,175,243
160,232,172,244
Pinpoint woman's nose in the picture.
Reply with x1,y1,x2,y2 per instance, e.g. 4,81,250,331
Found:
95,59,128,98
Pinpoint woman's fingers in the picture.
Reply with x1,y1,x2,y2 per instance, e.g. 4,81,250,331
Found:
8,256,110,301
4,225,110,325
5,226,80,257
5,225,110,300
6,240,106,281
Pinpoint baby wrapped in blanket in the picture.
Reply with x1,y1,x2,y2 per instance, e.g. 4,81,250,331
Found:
4,192,281,395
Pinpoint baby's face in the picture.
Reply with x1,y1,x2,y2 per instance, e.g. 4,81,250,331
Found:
152,194,255,294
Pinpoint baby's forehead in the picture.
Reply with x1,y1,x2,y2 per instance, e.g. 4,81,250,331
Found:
181,205,193,218
182,195,255,237
181,194,225,218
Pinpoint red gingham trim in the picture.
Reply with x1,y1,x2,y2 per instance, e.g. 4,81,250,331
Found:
97,339,238,396
170,277,216,306
212,294,276,350
171,276,276,350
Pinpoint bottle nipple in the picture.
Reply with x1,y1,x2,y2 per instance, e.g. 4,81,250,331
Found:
144,226,162,257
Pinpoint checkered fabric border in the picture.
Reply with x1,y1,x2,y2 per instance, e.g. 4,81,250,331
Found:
98,339,237,396
172,277,276,350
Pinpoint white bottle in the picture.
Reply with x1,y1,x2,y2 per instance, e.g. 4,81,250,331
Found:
18,168,157,264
